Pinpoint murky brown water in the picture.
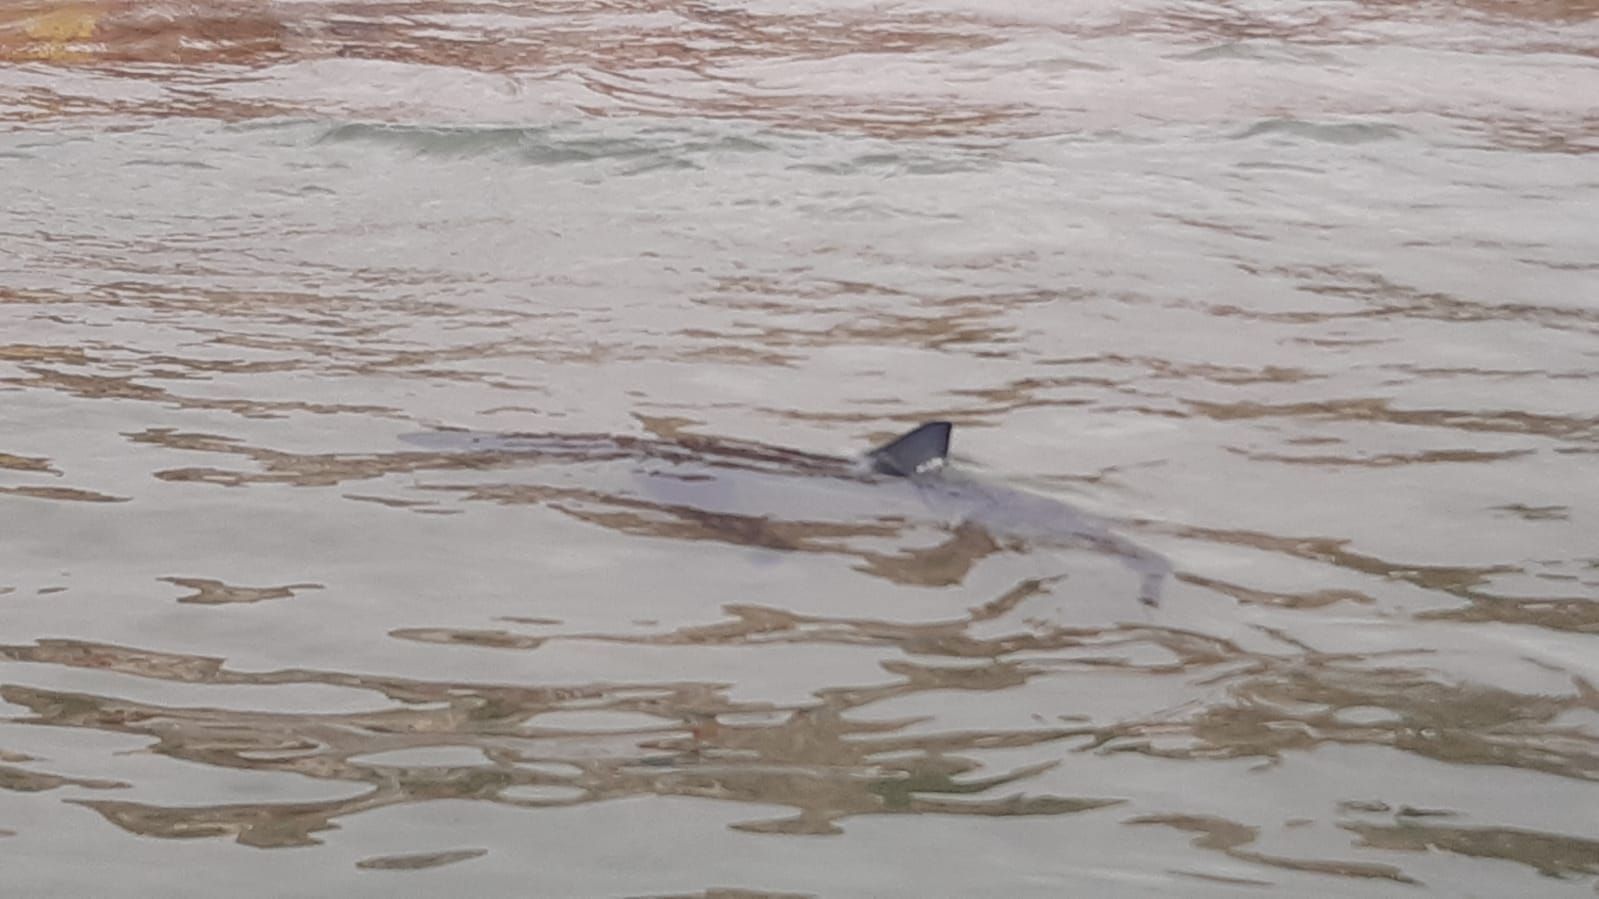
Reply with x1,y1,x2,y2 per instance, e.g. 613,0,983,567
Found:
4,0,1599,895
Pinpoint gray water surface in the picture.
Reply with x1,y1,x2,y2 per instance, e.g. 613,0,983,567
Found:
3,1,1599,896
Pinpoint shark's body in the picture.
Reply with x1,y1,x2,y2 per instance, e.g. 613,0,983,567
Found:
863,422,1168,605
401,421,1169,605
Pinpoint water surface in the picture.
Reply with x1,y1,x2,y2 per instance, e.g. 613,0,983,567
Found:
3,0,1598,896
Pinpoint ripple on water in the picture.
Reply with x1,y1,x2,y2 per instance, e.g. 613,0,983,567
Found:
2,0,1598,895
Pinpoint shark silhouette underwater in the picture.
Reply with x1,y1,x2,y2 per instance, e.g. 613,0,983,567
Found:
401,421,1170,606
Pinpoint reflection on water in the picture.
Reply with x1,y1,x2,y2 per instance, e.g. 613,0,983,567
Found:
1126,814,1416,885
4,585,1599,883
356,847,487,870
160,577,324,606
1,627,1122,844
3,0,1599,894
1343,816,1599,880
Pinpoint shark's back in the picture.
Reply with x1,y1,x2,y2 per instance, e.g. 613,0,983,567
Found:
863,423,1170,606
400,421,1169,605
911,470,1169,606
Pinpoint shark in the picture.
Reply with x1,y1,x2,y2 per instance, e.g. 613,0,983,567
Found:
400,421,1169,606
862,422,1168,606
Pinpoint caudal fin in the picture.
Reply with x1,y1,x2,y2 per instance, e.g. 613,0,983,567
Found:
866,422,952,476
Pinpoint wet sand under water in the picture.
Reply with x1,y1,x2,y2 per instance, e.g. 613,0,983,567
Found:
2,1,1599,896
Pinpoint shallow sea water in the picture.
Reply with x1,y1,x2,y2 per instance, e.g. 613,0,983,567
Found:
2,1,1599,896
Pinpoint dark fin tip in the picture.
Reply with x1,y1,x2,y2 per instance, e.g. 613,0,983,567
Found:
867,421,953,477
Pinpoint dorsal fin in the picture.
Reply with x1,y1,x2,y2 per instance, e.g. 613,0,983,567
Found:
866,422,952,476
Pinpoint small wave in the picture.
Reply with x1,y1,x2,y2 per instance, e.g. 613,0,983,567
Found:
314,120,779,170
1232,117,1409,144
